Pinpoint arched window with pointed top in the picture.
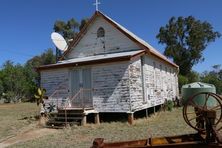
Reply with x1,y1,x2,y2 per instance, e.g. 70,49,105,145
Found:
97,27,105,38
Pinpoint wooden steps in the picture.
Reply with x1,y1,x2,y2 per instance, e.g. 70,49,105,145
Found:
46,108,93,128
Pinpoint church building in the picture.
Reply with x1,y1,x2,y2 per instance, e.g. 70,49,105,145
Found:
37,11,179,124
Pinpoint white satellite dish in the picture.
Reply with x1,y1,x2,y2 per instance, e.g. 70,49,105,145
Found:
51,32,68,51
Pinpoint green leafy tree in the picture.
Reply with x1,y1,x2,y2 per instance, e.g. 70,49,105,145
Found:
26,48,56,67
0,61,27,102
201,65,222,94
79,18,89,30
53,18,88,59
178,74,188,92
54,18,79,41
53,18,89,41
25,48,56,99
0,49,56,103
156,16,221,75
187,71,200,83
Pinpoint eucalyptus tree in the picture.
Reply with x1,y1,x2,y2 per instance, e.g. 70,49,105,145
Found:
156,16,221,75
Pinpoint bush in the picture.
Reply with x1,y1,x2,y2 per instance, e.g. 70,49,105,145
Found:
167,100,174,111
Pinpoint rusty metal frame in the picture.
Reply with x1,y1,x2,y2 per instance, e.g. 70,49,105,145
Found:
91,133,222,148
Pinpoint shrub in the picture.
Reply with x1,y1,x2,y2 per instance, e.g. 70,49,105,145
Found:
167,100,174,111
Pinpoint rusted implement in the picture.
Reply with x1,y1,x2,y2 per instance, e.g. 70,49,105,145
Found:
91,92,222,148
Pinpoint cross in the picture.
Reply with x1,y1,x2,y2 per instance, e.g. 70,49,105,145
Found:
93,0,101,11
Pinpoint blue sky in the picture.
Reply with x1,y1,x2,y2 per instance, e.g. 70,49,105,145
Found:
0,0,221,72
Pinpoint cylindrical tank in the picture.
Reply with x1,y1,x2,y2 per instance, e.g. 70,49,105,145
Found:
181,82,216,106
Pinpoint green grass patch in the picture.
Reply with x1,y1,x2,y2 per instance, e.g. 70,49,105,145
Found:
0,103,38,140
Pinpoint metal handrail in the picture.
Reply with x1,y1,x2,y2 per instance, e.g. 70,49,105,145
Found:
47,87,92,126
47,81,67,96
63,88,92,126
45,89,69,110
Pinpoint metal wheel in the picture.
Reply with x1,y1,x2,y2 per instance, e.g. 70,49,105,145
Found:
183,92,222,133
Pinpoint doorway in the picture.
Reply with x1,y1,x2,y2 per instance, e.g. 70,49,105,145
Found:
70,68,92,108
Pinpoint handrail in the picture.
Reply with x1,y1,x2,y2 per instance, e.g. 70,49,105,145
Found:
63,88,92,126
69,89,82,103
46,81,67,96
47,87,92,127
64,88,92,109
45,89,69,110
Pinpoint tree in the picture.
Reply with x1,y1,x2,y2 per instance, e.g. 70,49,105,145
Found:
53,18,89,41
26,48,56,67
25,48,56,90
0,61,28,102
178,74,188,92
53,18,79,41
79,18,89,30
156,16,221,76
201,65,222,94
187,71,200,83
53,18,88,60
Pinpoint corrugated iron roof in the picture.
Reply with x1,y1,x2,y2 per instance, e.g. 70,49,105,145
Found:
60,50,144,64
37,50,145,71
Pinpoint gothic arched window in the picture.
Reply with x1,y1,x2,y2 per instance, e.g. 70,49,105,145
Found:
97,27,105,38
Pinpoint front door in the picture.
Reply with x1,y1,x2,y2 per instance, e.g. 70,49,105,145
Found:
70,68,92,108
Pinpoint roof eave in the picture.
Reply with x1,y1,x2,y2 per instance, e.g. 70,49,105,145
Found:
37,50,146,72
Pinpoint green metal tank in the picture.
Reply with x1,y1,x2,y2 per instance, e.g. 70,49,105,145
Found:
181,82,216,106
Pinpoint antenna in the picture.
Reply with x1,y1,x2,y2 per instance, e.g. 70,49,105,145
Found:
51,32,68,51
93,0,101,11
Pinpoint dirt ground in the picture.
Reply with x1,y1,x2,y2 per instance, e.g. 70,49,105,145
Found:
0,103,58,148
0,128,57,148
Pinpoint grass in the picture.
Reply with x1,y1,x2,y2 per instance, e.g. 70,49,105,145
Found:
2,105,196,148
0,103,39,141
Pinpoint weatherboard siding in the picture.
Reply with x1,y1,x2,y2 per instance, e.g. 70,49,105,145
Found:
92,62,131,112
39,54,178,113
40,68,69,103
128,55,179,112
128,58,145,112
142,55,179,108
67,16,139,59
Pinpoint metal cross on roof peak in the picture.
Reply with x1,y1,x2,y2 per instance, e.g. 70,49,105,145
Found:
93,0,101,11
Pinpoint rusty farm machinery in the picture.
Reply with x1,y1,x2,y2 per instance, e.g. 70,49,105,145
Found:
91,92,222,148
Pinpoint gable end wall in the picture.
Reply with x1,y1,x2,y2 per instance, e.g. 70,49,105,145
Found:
67,16,139,59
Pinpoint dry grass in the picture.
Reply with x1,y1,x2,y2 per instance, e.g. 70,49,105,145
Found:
7,106,196,148
0,103,39,141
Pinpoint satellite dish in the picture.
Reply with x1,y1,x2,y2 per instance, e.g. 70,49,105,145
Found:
51,32,68,51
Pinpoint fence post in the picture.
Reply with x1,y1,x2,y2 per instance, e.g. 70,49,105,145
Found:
56,92,58,110
65,107,67,127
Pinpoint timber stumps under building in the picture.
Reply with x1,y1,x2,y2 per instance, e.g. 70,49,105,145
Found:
37,11,179,126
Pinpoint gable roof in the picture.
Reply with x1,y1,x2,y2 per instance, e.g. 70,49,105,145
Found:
63,11,178,68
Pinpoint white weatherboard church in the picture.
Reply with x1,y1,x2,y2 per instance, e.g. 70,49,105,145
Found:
37,11,179,123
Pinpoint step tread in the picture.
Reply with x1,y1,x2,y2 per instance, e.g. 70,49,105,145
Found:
47,121,80,126
57,112,85,115
53,116,83,120
58,107,93,111
44,125,65,129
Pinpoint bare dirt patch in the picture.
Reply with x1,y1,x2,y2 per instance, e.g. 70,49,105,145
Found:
0,128,57,148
